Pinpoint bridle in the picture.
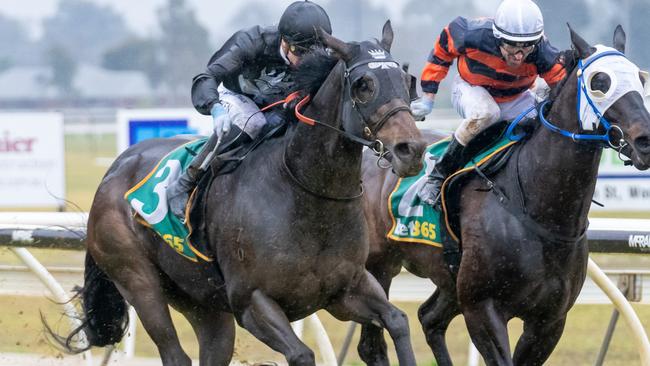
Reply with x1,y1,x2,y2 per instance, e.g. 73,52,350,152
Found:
507,50,633,163
283,47,413,200
292,52,412,165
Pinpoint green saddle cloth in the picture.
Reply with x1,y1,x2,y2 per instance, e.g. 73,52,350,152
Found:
388,135,516,246
124,138,212,262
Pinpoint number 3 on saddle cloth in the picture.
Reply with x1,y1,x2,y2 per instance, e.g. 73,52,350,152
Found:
123,111,288,264
124,138,213,262
388,123,519,270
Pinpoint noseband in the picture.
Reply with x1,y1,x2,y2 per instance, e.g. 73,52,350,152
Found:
507,50,633,162
284,51,413,200
294,55,412,168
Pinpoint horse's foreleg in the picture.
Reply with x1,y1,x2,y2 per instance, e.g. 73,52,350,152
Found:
461,299,512,366
357,263,397,366
183,308,236,366
327,271,416,366
418,288,460,366
512,316,566,366
236,289,315,366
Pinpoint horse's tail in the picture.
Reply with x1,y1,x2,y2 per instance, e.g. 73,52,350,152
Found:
43,252,129,353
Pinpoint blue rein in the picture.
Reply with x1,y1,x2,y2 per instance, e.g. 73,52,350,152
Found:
507,50,627,149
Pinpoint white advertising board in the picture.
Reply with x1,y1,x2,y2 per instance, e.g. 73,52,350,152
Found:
592,148,650,211
116,108,213,153
0,113,65,207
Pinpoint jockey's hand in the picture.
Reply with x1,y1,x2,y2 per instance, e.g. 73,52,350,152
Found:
211,104,231,139
410,95,435,121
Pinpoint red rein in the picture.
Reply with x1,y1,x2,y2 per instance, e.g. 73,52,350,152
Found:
260,92,315,126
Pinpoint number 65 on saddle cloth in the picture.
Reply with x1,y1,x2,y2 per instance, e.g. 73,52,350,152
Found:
388,135,516,247
124,138,213,262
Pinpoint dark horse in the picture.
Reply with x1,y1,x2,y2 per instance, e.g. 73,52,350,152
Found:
59,22,426,366
357,26,650,365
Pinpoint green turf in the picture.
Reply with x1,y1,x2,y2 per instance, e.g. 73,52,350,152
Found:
2,297,648,365
64,133,116,211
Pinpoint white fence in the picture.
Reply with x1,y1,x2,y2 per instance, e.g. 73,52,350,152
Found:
0,212,649,365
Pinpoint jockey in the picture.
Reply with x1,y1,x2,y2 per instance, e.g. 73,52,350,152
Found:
410,0,567,209
167,0,332,220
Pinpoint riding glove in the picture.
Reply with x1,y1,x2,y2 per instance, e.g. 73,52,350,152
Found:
410,95,435,121
211,104,231,139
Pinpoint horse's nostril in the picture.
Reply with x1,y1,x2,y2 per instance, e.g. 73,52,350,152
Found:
635,135,650,154
392,141,426,163
393,142,416,159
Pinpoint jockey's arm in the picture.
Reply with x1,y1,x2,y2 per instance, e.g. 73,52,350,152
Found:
536,39,568,88
191,26,267,115
420,17,464,96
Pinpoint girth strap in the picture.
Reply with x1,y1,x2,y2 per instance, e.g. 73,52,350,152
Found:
473,146,588,244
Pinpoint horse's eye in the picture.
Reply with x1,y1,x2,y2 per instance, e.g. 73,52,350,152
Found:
351,75,376,104
589,72,611,95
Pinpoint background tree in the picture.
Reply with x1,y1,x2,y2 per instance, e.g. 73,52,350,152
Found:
102,38,164,89
41,0,132,64
45,44,78,97
0,12,37,70
157,0,211,99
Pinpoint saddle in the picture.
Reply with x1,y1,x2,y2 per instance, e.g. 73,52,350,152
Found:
441,119,535,272
186,110,290,261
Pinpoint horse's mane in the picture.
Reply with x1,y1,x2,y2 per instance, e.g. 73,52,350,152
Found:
291,48,339,96
548,49,579,101
519,49,578,139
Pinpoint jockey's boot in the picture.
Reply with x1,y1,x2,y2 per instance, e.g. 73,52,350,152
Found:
167,127,250,221
418,136,466,211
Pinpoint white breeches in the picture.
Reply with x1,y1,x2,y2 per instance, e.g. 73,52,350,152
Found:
450,75,537,146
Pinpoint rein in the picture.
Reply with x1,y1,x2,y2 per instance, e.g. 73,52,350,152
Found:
482,52,635,244
262,55,410,201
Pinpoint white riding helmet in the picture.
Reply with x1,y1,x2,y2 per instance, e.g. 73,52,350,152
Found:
493,0,544,44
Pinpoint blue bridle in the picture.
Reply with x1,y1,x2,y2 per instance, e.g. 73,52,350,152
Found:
507,50,629,149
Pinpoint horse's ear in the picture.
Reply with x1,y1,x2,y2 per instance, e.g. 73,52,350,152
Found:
568,23,595,59
613,24,626,54
380,20,394,52
317,27,352,61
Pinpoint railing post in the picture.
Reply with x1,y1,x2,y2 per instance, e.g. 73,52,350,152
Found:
10,247,93,366
588,258,650,365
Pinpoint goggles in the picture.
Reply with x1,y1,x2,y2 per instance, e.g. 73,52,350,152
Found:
500,39,537,56
288,43,314,56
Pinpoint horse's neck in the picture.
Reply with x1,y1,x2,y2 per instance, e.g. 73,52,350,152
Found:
517,103,602,235
284,94,363,199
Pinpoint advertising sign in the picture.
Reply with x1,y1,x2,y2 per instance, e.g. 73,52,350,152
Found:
0,113,65,208
592,148,650,211
117,109,213,153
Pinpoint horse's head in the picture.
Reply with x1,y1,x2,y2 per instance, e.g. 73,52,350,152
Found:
561,25,650,169
316,21,426,177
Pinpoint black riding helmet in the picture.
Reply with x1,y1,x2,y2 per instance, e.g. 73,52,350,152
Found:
279,1,332,53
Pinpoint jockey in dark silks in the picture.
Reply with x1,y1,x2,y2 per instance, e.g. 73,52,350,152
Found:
410,0,568,210
167,0,332,220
